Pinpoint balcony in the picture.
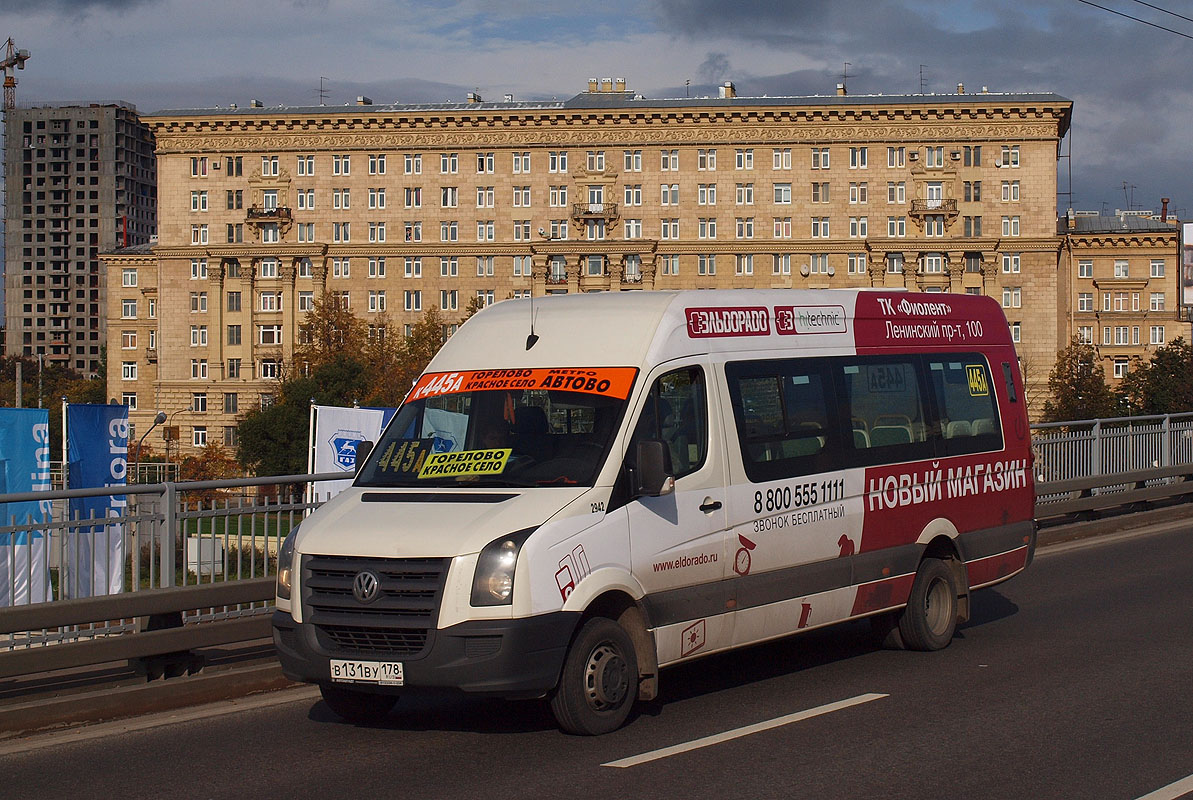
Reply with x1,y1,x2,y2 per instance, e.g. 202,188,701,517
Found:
146,347,158,363
571,202,618,222
910,198,958,215
546,272,569,286
247,206,292,221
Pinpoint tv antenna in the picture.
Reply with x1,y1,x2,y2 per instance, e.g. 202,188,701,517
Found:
842,62,850,94
318,76,329,106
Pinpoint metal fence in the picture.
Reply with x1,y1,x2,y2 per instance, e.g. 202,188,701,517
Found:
1,472,342,653
1031,413,1193,486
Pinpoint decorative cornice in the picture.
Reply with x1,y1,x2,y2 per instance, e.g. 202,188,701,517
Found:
154,121,1065,155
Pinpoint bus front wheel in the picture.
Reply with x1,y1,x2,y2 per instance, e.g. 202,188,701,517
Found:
549,616,639,735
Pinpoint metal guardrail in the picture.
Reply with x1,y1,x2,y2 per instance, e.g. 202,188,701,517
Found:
4,414,1193,683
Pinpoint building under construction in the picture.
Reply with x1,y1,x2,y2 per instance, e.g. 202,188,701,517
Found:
3,102,156,374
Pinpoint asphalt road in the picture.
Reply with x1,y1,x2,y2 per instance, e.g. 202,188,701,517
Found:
5,522,1192,800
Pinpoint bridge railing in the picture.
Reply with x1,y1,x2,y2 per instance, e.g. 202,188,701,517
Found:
4,414,1193,678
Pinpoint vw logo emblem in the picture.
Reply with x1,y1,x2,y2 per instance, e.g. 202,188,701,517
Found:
352,571,381,604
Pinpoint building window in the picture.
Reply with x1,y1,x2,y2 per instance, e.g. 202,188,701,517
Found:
1114,359,1129,379
298,292,313,312
1078,326,1093,344
625,219,642,238
227,324,242,345
924,146,944,168
811,147,830,169
736,217,754,239
122,298,137,318
1114,259,1130,279
261,155,279,177
660,149,678,171
369,291,387,312
121,361,137,380
659,254,679,276
849,147,868,168
887,216,906,237
887,147,905,168
1151,326,1166,345
192,392,208,413
190,325,209,346
964,146,981,166
698,184,716,205
261,360,280,379
1002,253,1021,273
849,216,868,238
121,330,137,349
848,253,867,275
1078,259,1093,278
1000,145,1020,167
122,392,137,410
698,255,716,276
476,220,494,241
191,359,208,379
735,149,754,170
772,148,791,170
924,215,945,237
811,217,830,238
698,218,717,239
809,253,829,274
849,182,868,204
774,183,792,204
333,188,350,209
193,427,208,447
404,257,422,278
887,253,904,274
1151,292,1166,311
735,254,753,275
476,256,494,276
773,254,792,275
405,153,422,174
1151,259,1166,278
1078,292,1093,312
773,217,792,238
259,325,283,345
922,254,944,274
259,258,279,279
369,257,387,278
548,151,567,172
811,182,829,203
964,216,982,237
1001,180,1020,202
1002,287,1022,308
661,219,679,239
623,149,642,172
585,150,604,171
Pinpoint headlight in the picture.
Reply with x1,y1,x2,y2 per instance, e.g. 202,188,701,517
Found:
277,526,298,601
470,527,535,607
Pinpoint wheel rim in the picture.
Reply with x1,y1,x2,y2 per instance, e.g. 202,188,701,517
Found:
583,642,629,712
923,575,953,636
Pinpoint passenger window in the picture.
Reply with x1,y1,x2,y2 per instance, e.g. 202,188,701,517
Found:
628,366,708,480
927,358,1002,456
726,361,833,482
837,358,937,466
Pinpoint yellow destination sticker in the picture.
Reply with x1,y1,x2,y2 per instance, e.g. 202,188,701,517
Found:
966,365,990,396
418,448,512,479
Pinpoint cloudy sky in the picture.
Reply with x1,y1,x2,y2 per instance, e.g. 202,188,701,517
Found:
5,0,1192,216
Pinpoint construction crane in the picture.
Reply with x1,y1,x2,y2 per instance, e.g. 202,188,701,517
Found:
3,38,31,110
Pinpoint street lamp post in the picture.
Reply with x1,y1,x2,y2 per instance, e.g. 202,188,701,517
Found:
134,411,168,484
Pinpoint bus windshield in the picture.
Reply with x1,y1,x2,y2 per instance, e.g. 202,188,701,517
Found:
356,367,638,489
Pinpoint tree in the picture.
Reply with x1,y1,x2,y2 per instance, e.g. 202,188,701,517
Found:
292,291,368,372
1115,337,1193,415
236,355,371,476
1041,338,1117,422
365,306,448,407
179,443,243,502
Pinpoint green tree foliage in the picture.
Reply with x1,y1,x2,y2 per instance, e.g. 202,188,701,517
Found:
293,291,368,373
1115,337,1193,415
1041,339,1117,422
0,354,109,456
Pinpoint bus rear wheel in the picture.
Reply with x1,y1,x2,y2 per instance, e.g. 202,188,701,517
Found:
897,557,959,651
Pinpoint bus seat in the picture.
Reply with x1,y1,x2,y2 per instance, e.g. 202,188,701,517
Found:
870,425,912,447
972,417,997,436
946,420,972,438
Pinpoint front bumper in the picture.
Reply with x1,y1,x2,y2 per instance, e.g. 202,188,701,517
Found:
272,609,580,697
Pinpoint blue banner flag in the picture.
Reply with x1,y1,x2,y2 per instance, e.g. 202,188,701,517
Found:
66,404,128,598
0,407,52,606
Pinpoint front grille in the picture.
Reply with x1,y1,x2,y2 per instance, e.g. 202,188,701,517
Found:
302,555,449,658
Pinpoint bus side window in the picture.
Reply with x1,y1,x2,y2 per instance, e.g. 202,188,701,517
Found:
628,366,708,481
837,358,936,467
927,357,1003,457
726,360,835,483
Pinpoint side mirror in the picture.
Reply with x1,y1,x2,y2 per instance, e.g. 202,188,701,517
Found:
355,440,374,474
634,439,675,497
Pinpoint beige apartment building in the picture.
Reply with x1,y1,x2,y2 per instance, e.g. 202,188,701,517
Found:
108,80,1084,453
1060,211,1182,384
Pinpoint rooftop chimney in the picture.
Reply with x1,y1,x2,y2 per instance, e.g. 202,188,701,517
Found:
1162,197,1170,222
836,83,846,96
601,77,613,92
719,81,736,99
1066,207,1075,232
503,93,514,102
588,77,599,93
957,82,965,94
466,91,482,103
250,99,263,108
615,78,626,92
356,95,372,106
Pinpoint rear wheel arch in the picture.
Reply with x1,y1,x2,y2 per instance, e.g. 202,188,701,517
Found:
921,533,970,625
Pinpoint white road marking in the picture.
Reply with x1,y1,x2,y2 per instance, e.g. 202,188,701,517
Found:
602,692,888,768
0,686,321,756
1135,774,1193,800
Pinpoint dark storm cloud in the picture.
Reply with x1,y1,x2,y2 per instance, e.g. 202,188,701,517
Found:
649,0,1193,212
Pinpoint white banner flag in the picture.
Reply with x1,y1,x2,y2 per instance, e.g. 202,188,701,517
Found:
310,406,394,501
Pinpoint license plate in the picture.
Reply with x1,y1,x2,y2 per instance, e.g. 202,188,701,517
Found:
329,659,404,686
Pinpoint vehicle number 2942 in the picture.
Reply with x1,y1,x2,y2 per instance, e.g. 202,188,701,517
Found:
753,478,844,514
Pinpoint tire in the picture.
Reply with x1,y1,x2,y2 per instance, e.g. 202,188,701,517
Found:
319,683,397,723
549,616,638,736
897,558,959,651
